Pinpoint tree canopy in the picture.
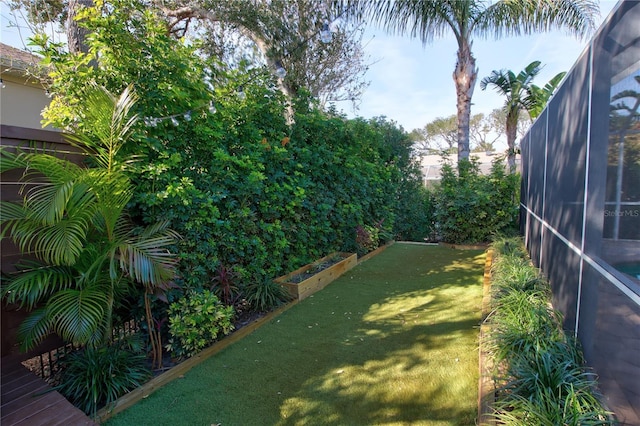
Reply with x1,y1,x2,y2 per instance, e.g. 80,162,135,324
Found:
338,0,598,167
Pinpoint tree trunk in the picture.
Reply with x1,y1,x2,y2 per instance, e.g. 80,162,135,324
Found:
144,290,162,369
240,28,295,125
66,0,94,54
505,112,518,173
453,40,478,167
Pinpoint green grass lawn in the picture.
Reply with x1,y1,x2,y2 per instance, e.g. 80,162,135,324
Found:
106,243,485,426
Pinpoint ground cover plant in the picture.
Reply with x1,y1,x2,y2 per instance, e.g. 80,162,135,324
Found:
106,244,485,425
487,237,613,424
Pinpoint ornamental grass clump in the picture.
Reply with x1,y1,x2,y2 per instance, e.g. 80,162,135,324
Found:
57,337,150,418
245,277,291,312
487,237,613,424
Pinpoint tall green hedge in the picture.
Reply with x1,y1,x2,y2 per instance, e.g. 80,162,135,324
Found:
35,0,430,293
434,158,519,244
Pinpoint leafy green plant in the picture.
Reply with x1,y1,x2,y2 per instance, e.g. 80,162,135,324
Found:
489,293,563,364
355,224,379,255
494,385,612,426
434,158,519,244
245,278,291,312
165,290,235,359
57,337,150,418
487,237,613,424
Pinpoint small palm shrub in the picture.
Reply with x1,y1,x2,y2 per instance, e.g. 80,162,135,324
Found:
0,85,178,370
57,338,150,417
165,290,234,359
245,278,291,312
488,237,613,424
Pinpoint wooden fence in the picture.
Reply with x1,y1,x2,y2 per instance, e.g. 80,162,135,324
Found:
0,124,85,359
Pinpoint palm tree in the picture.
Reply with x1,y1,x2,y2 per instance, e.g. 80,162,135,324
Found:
526,71,568,120
480,60,565,172
341,0,598,166
0,85,178,368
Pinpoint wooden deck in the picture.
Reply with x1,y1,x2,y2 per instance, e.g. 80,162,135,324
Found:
1,357,96,426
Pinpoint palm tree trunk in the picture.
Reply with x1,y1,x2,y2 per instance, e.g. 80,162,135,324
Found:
453,41,477,166
144,291,162,369
505,113,518,173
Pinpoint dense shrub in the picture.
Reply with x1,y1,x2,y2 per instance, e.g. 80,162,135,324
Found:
434,158,519,244
394,182,435,242
369,117,434,242
165,290,235,359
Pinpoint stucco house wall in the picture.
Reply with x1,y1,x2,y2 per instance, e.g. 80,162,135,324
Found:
0,42,55,130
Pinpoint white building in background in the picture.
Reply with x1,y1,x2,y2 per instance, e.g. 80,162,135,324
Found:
419,151,521,186
0,42,54,131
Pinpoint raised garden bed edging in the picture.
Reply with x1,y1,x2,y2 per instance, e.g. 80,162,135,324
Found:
358,240,395,264
478,248,495,426
275,252,357,301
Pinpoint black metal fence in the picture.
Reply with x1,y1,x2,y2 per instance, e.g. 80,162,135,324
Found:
520,1,640,424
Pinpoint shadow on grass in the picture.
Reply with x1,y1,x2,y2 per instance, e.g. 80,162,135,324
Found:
107,244,485,426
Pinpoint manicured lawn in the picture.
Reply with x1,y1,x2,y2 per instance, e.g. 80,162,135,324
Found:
107,243,485,425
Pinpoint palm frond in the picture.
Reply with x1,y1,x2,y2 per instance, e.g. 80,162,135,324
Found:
0,147,28,173
21,152,84,185
16,307,54,352
24,179,95,225
1,148,85,191
0,201,28,227
64,84,139,174
1,150,98,265
524,71,566,119
139,219,181,241
116,220,180,287
517,60,542,86
358,0,458,43
47,286,109,345
480,69,512,94
1,261,77,310
478,0,598,40
76,169,134,238
31,220,90,265
6,201,94,266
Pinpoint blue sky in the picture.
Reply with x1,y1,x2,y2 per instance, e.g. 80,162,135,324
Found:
1,1,618,134
342,0,618,132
